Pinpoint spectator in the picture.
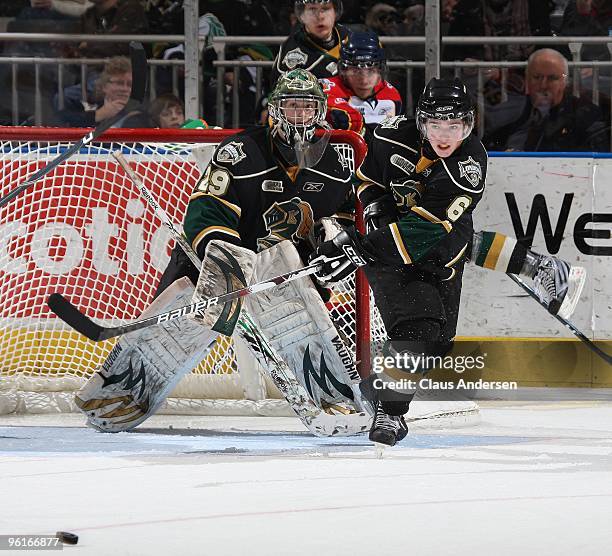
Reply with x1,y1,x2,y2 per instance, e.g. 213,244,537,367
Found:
149,93,184,128
201,0,275,36
364,2,424,113
364,3,401,36
402,0,425,34
321,30,402,140
0,0,86,125
77,0,149,58
558,0,612,93
484,48,609,152
55,56,148,127
155,12,226,125
443,0,553,62
271,0,349,85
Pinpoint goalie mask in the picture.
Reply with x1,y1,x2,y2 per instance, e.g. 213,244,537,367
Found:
416,77,475,145
268,68,330,168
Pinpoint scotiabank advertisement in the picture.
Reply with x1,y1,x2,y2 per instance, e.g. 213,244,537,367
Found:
0,155,201,324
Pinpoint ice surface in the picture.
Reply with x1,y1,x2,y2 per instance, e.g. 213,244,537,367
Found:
1,402,611,556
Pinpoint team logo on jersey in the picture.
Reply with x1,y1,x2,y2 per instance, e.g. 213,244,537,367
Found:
283,47,308,69
390,154,415,176
333,145,350,170
320,78,333,92
216,142,246,165
258,197,314,250
262,180,284,193
325,61,338,75
380,115,406,129
458,156,482,188
390,179,423,209
303,182,325,192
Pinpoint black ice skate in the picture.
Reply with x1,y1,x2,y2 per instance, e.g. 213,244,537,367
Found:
369,402,408,447
533,256,586,320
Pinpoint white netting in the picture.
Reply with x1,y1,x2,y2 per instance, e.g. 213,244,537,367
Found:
0,128,386,414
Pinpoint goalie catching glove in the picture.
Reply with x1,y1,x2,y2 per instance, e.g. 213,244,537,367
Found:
311,227,377,286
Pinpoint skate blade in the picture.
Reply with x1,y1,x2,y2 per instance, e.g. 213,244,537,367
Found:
374,442,387,459
558,266,586,320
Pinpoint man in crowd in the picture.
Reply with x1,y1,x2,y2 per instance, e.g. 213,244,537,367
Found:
484,48,609,152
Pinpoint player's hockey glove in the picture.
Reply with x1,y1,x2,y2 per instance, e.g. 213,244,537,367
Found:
363,194,399,233
310,228,375,286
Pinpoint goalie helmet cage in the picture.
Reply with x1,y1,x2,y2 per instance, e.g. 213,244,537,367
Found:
0,127,383,416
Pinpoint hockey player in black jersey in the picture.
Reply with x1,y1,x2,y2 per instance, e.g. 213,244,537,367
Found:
182,68,355,263
271,0,349,85
313,77,586,446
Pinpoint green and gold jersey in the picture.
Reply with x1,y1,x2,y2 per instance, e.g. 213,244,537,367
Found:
357,116,487,273
183,126,355,260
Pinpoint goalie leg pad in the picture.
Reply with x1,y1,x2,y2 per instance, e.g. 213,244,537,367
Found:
76,277,218,432
245,241,364,410
192,240,257,336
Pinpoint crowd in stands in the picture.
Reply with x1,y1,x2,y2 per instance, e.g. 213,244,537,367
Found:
0,0,611,151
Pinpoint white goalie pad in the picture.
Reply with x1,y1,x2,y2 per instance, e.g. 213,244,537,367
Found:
245,240,365,412
76,277,217,432
192,240,257,336
77,241,257,432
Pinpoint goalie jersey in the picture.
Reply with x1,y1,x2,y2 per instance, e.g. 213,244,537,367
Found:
184,126,355,259
357,115,488,274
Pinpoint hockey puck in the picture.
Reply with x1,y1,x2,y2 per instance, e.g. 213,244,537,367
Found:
56,531,79,545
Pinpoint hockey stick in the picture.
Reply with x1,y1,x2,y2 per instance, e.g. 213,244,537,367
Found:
48,260,324,341
508,273,612,365
111,151,202,269
0,42,147,208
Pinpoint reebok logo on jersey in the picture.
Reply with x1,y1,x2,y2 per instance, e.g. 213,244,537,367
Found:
458,156,482,188
262,180,284,192
303,182,324,192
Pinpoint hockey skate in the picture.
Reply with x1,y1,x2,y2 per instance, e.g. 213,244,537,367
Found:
533,256,586,320
369,402,408,447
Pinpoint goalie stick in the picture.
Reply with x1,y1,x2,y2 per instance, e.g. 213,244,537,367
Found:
79,155,369,436
48,261,325,341
0,42,147,208
508,273,611,366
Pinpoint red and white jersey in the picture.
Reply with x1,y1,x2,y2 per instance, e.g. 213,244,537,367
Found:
320,76,403,134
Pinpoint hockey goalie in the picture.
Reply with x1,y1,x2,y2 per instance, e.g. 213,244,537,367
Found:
75,69,372,437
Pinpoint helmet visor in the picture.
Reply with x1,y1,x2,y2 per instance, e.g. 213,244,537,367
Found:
417,114,474,142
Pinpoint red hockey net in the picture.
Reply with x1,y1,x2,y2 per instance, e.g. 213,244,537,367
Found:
0,127,385,414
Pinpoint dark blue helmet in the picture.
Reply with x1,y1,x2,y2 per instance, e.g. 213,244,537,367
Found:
340,31,385,71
